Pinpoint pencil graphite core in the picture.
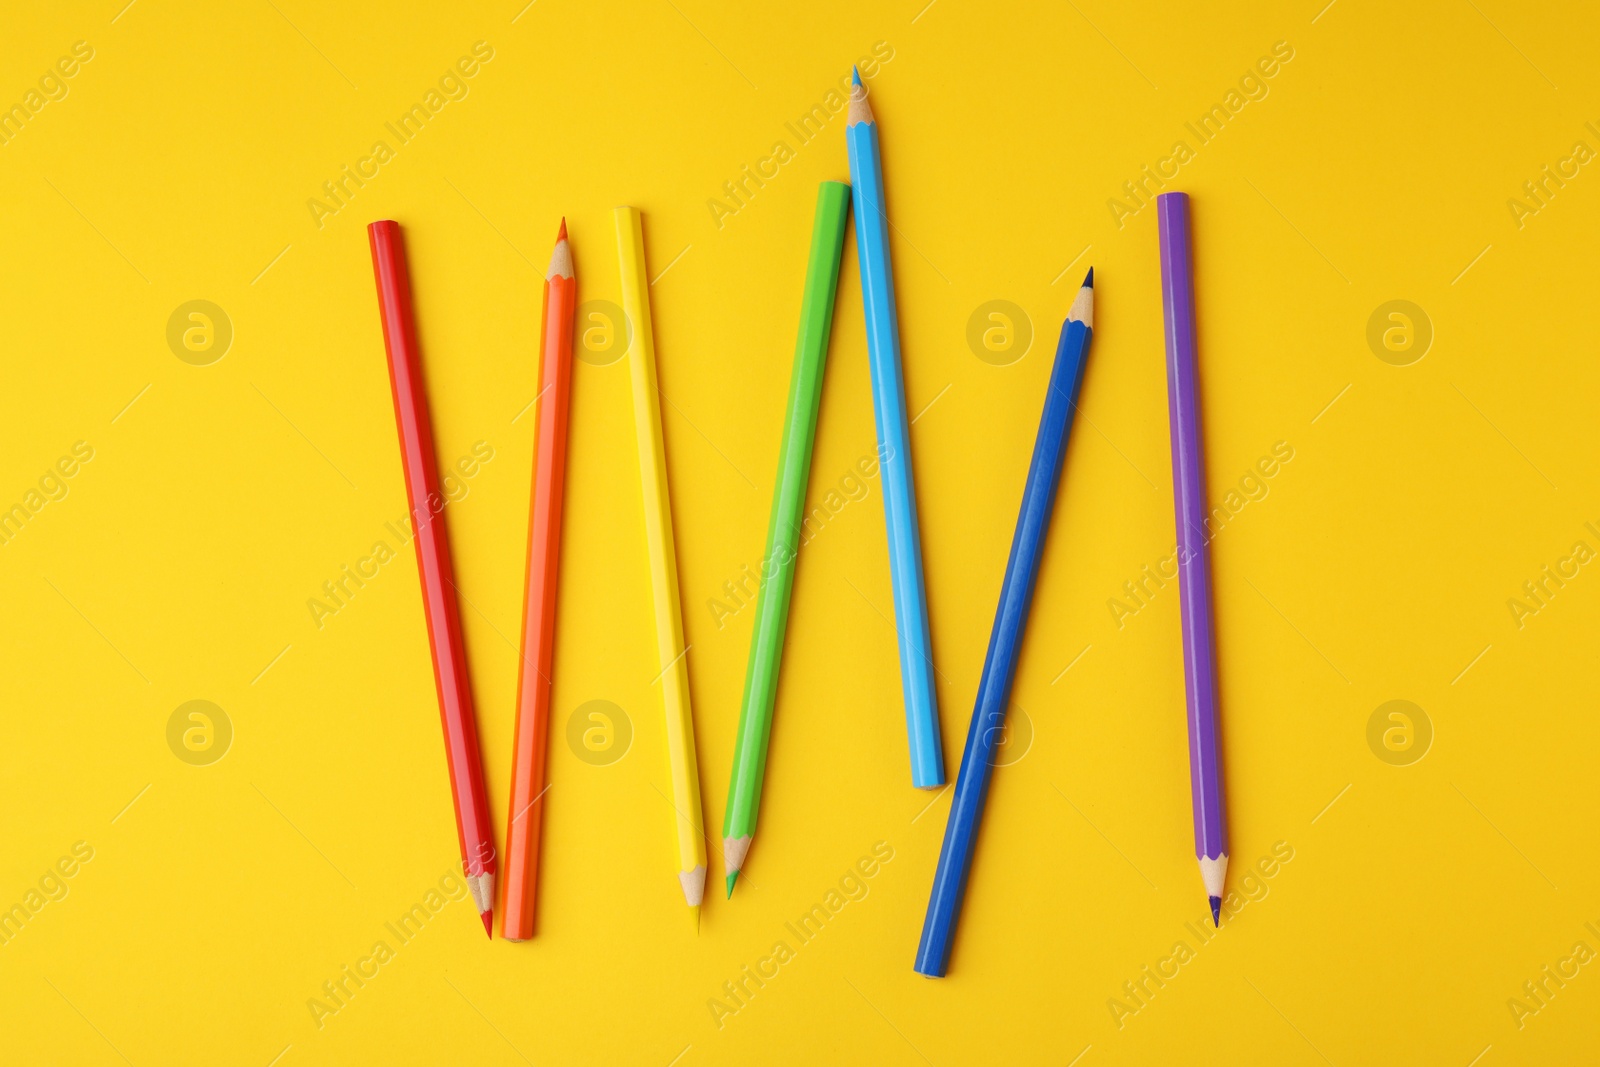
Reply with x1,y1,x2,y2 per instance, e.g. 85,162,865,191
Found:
615,206,708,909
845,74,945,790
722,181,851,893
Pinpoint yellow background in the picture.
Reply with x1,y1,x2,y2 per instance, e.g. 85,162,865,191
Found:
2,1,1596,1064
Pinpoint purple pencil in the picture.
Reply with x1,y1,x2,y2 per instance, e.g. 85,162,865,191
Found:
1157,192,1229,926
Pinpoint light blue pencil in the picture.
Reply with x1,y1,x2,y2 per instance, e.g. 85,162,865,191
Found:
846,68,944,789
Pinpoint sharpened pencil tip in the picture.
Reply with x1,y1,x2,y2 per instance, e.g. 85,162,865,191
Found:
557,217,567,241
481,910,494,938
852,66,861,86
1209,896,1221,926
726,871,739,898
1066,271,1094,327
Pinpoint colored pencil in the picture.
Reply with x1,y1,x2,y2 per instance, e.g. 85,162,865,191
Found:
845,68,944,790
367,220,496,937
724,181,852,898
502,221,577,942
915,270,1096,978
1157,192,1229,925
614,206,708,914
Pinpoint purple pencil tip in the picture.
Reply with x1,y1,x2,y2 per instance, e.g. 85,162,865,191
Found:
1209,896,1221,926
852,66,862,86
1083,267,1093,288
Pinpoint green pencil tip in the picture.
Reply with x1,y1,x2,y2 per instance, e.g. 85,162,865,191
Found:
726,871,739,898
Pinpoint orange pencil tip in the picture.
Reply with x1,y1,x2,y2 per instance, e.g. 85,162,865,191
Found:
557,218,568,241
481,910,493,938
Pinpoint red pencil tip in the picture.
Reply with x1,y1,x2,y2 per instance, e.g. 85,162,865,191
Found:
481,910,493,938
557,218,567,241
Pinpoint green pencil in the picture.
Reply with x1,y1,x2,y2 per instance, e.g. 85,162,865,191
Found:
724,180,851,897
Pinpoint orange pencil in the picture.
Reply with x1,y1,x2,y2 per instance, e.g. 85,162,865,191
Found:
502,221,577,941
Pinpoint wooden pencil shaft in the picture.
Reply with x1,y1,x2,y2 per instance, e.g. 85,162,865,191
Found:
846,84,945,789
916,296,1094,977
724,182,852,853
367,220,497,914
1156,193,1228,867
503,229,577,941
615,207,708,896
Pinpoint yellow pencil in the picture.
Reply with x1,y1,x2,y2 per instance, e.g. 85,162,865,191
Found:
615,206,707,916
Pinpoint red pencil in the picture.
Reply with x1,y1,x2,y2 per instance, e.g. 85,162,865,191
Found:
502,220,577,941
368,220,496,937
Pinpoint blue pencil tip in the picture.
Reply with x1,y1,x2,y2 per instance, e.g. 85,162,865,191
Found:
1209,896,1221,926
852,66,862,86
1083,267,1094,288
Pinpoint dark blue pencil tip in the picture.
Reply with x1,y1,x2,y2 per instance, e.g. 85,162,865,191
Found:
1209,896,1221,926
852,66,862,86
1083,267,1093,288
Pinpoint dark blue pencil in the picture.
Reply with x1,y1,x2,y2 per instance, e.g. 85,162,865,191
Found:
914,270,1096,978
